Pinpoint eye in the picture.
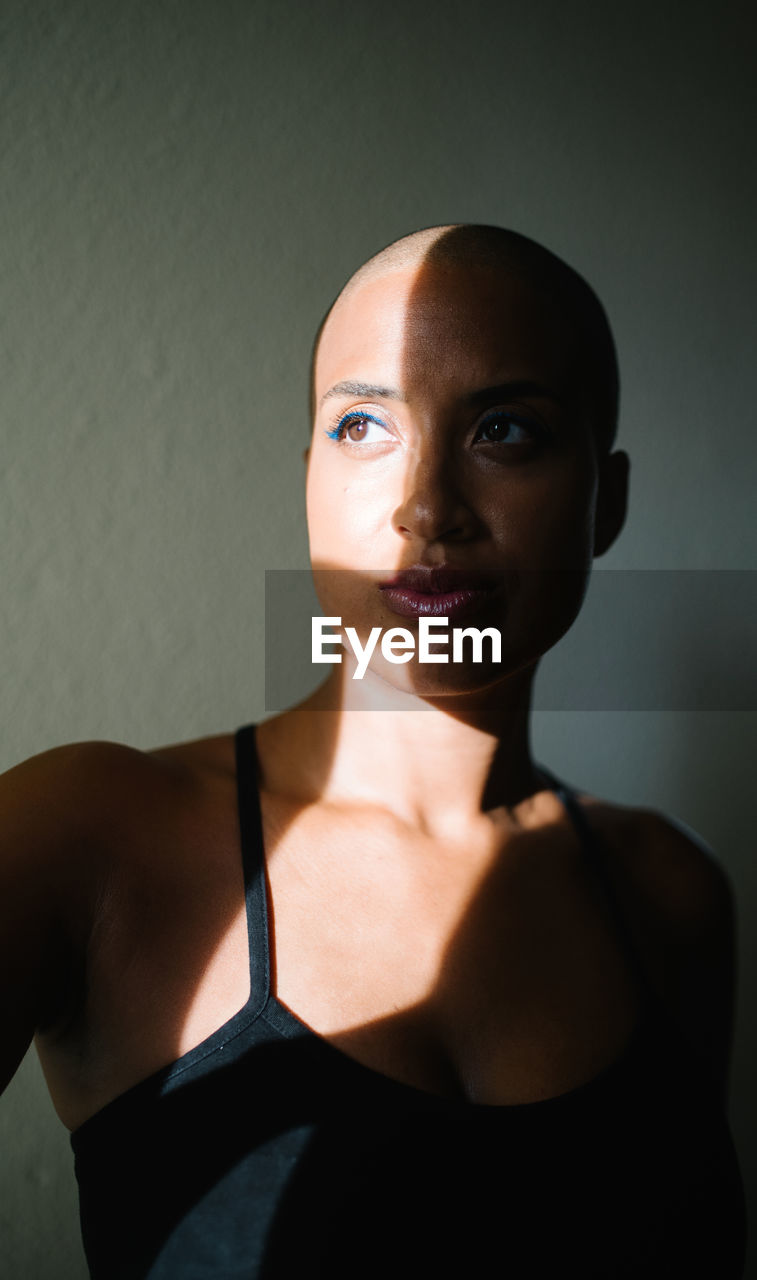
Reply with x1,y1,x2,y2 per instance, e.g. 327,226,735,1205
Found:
324,411,391,446
473,410,543,446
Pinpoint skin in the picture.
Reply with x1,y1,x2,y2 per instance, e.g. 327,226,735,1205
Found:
308,258,622,704
0,242,737,1134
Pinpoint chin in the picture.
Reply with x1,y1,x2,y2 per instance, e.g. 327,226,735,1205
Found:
353,653,537,705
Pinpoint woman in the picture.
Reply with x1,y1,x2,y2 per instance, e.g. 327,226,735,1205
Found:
0,224,746,1277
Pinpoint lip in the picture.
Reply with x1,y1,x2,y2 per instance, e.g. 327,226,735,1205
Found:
378,566,505,621
379,565,501,591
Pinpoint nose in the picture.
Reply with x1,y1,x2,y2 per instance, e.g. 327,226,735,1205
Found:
391,447,479,544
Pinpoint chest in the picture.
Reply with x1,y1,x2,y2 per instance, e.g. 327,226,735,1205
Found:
256,797,643,1101
49,792,644,1124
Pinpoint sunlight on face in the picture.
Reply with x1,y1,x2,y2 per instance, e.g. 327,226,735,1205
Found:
305,260,601,697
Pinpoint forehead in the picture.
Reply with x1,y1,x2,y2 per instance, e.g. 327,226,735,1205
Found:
314,261,581,409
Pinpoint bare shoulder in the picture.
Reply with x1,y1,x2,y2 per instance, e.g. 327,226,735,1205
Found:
0,730,236,828
578,794,736,1096
0,733,240,924
2,736,163,803
579,795,735,942
0,739,151,856
0,732,237,1088
0,737,194,945
0,740,149,1091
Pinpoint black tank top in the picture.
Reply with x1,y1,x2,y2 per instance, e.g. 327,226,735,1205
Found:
71,725,747,1278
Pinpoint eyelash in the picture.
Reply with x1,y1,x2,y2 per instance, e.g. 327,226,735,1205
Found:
472,411,545,446
324,411,389,445
323,408,546,449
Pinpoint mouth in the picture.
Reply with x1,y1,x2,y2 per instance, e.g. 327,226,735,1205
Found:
377,566,505,621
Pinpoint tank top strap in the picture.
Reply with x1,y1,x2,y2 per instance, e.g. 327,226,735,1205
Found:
234,723,271,1016
539,766,660,1010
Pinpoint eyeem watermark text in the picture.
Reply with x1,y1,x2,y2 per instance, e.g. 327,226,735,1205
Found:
312,617,502,680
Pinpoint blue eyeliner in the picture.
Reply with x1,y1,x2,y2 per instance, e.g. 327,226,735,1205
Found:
324,411,386,441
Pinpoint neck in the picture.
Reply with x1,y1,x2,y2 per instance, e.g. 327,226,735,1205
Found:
263,663,542,841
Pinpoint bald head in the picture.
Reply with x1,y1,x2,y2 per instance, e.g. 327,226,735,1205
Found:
309,224,619,453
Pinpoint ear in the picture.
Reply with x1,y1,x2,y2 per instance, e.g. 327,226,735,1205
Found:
593,450,629,557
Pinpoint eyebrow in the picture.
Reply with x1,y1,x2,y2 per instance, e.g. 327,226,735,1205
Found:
319,381,406,409
319,378,564,412
465,380,564,406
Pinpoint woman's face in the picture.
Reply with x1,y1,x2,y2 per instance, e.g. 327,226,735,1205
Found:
306,259,622,697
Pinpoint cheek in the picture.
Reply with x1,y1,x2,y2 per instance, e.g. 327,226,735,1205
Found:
307,481,371,563
306,459,400,567
485,468,598,667
306,467,351,561
504,565,590,673
486,465,597,572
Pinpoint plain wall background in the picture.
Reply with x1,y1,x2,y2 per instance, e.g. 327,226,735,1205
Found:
0,1,754,1274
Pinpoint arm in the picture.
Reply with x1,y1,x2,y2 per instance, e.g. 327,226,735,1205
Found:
602,805,738,1106
649,813,738,1105
591,803,742,1105
0,745,100,1095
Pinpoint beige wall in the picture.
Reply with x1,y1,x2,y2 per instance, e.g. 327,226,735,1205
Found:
1,1,754,1273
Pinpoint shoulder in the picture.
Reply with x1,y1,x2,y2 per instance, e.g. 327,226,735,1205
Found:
0,732,237,998
0,740,176,948
0,740,148,858
579,796,737,1097
581,798,735,944
0,742,146,1083
0,731,236,830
